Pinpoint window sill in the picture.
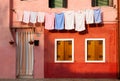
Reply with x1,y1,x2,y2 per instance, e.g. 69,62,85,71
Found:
55,61,74,63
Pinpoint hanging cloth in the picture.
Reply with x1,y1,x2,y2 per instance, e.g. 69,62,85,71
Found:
94,8,102,24
30,11,37,23
55,13,64,30
16,10,23,21
37,12,45,23
23,11,30,23
85,9,94,24
64,11,75,30
45,12,55,30
75,10,86,32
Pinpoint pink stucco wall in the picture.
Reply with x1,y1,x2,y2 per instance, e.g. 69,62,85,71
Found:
0,0,16,79
13,0,117,23
12,0,118,78
0,0,118,79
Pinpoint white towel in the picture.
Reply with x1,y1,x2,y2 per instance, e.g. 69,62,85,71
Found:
37,12,45,23
16,10,23,21
85,9,94,24
75,10,86,32
30,12,37,23
23,11,30,23
64,11,75,30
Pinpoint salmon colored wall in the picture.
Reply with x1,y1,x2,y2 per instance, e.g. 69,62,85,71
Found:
13,0,117,24
34,28,44,78
9,0,118,79
44,24,118,78
0,0,16,79
0,0,118,79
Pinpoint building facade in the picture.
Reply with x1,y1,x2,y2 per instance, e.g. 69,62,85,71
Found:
0,0,119,79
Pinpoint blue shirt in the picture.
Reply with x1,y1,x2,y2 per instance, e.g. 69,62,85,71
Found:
55,13,64,30
94,9,102,24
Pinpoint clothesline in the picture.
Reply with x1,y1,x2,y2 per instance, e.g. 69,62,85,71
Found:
15,9,102,32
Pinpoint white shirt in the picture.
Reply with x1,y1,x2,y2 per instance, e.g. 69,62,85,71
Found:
37,12,45,23
75,10,86,32
85,9,94,24
30,11,37,23
64,11,75,30
16,10,23,21
23,11,30,23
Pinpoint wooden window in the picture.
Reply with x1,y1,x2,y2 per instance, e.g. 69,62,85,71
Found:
85,38,105,63
92,0,113,7
49,0,67,8
55,39,74,63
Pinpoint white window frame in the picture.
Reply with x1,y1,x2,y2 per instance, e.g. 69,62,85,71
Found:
85,38,105,63
55,38,74,63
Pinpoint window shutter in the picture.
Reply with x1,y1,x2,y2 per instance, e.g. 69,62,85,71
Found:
49,0,67,8
109,0,113,7
55,0,63,7
63,0,67,8
49,0,55,8
56,40,72,61
87,40,96,60
91,0,96,7
96,40,103,60
97,0,109,6
92,0,112,7
87,40,103,61
57,41,64,61
64,41,72,61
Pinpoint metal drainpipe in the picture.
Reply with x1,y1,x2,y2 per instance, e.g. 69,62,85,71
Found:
118,0,120,79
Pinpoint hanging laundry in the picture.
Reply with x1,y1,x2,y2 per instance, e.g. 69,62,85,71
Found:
75,10,86,32
45,13,55,30
64,11,74,30
94,8,102,24
85,9,94,24
30,12,37,23
37,12,45,23
55,13,64,30
23,11,30,23
16,10,23,21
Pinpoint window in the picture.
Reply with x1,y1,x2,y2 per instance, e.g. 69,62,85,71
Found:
92,0,113,7
85,38,105,63
49,0,67,8
55,39,74,63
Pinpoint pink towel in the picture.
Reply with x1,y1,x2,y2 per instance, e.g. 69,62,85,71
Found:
45,13,55,30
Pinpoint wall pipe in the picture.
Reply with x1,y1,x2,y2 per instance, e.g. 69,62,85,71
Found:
117,0,120,79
